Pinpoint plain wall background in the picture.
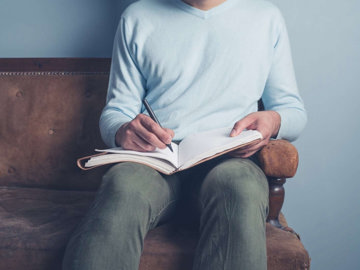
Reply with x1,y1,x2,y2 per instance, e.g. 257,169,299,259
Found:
0,0,120,57
1,0,359,269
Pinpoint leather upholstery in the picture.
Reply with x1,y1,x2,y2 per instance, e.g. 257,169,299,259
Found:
0,73,109,190
258,140,299,178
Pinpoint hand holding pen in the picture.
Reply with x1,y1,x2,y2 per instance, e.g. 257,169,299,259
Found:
115,99,174,152
142,99,173,152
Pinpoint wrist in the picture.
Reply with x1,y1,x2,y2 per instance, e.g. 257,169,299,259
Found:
269,110,281,138
115,122,129,147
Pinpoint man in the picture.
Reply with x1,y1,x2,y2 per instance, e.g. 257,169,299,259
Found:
62,0,306,269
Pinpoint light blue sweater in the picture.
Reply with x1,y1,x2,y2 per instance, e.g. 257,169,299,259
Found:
100,0,307,148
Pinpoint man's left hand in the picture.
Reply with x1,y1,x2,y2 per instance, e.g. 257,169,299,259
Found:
229,111,281,158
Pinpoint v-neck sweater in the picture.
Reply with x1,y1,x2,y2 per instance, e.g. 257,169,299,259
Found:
100,0,307,147
172,0,237,19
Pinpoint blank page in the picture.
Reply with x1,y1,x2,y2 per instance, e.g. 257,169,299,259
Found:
178,128,262,170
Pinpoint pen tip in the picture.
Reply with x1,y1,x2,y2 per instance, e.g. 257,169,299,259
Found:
167,144,173,152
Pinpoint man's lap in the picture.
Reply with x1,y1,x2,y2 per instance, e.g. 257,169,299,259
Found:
102,156,268,229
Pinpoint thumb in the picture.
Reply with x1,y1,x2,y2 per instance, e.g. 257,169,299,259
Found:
230,114,256,137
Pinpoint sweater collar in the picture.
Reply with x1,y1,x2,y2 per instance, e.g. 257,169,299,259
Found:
173,0,237,19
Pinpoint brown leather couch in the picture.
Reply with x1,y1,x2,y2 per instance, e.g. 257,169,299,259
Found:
0,58,310,270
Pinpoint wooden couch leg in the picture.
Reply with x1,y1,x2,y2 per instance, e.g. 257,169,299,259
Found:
267,177,286,229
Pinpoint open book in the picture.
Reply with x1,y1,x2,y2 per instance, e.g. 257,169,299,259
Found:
77,127,262,175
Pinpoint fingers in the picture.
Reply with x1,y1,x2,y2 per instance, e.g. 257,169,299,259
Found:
228,140,267,158
163,128,175,139
133,119,168,149
230,113,257,137
140,116,173,145
229,149,258,159
131,132,157,152
230,111,281,141
228,129,272,158
116,114,174,151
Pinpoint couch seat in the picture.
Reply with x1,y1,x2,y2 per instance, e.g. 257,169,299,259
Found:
0,187,310,270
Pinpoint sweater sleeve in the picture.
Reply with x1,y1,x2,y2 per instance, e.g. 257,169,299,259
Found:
262,12,307,142
99,17,146,148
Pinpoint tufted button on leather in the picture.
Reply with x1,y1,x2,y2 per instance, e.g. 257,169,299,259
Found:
48,129,56,135
7,166,16,174
16,90,24,97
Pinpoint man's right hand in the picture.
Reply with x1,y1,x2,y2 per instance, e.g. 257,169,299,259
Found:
115,114,174,152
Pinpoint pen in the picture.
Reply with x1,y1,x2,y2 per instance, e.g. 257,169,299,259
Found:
142,98,173,152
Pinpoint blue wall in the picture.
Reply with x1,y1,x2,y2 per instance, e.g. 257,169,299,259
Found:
273,0,360,269
0,0,123,57
1,0,360,269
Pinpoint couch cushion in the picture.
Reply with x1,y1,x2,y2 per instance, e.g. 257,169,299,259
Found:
0,72,111,190
0,186,95,270
0,187,310,270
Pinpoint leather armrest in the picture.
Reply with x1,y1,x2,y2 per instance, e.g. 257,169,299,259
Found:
257,140,299,178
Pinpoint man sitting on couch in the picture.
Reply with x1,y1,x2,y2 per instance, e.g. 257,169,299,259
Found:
62,0,306,269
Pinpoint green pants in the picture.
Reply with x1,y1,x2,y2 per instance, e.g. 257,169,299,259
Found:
62,157,269,270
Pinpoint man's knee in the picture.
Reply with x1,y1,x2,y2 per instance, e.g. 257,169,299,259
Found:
98,162,161,214
99,162,179,221
200,158,269,207
101,162,158,197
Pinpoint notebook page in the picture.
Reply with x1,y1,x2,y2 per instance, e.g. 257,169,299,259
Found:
178,128,262,169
